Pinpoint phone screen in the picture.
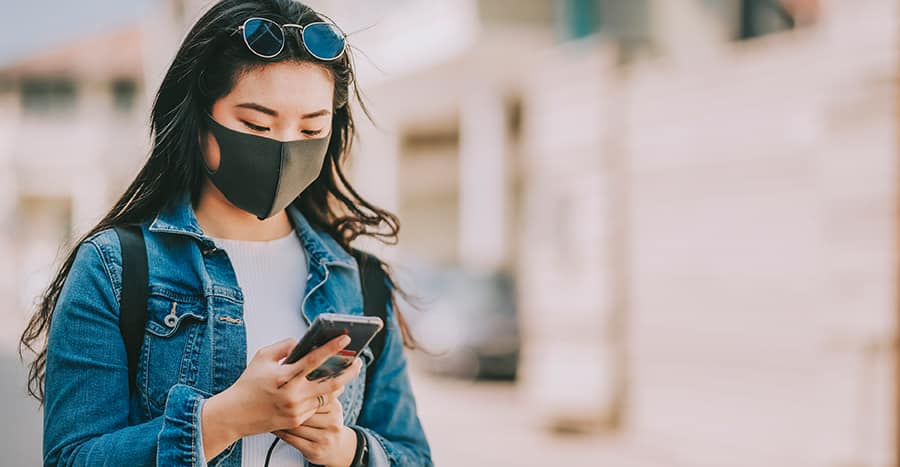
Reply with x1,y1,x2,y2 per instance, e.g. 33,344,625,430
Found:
283,313,384,380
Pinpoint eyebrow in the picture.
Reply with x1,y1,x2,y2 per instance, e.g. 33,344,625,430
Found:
235,102,331,119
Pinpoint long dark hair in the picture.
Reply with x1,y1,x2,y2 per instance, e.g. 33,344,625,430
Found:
19,0,417,404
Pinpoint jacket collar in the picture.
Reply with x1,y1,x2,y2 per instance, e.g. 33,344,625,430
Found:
148,190,357,269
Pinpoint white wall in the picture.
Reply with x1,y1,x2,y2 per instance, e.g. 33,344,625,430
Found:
512,0,899,464
623,1,897,465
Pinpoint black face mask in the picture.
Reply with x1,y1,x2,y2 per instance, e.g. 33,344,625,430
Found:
203,112,330,220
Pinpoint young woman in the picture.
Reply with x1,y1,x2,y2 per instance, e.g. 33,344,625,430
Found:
18,1,432,466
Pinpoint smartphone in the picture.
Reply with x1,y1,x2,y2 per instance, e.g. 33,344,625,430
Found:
283,313,384,380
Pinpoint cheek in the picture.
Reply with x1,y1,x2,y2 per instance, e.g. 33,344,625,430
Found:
202,131,221,171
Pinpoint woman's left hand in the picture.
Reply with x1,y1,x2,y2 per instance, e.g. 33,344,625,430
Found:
274,396,357,467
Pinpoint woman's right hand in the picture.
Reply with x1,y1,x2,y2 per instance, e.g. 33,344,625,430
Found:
200,335,363,460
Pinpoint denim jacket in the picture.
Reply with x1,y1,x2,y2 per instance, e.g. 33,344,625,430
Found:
42,190,433,466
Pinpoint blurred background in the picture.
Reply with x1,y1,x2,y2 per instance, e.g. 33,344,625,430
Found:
1,0,897,465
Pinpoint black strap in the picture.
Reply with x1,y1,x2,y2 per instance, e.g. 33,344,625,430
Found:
352,249,389,395
113,225,149,397
290,251,387,467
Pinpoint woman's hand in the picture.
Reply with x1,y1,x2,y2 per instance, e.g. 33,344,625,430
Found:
200,335,362,461
274,394,359,467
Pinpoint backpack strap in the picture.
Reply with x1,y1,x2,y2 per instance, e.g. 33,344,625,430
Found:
113,224,149,397
352,249,389,394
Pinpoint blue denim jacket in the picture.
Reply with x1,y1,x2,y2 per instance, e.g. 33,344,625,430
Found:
42,190,432,466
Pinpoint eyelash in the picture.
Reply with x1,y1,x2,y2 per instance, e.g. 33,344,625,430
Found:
241,120,322,136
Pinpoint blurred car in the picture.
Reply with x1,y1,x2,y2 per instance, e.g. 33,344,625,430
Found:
402,266,520,381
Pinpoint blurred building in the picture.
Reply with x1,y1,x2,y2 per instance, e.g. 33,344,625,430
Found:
312,1,898,466
0,25,148,350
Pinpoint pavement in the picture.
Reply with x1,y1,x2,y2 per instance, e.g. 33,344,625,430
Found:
409,365,669,467
1,353,43,466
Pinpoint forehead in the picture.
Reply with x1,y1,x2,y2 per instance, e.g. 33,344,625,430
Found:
225,61,334,114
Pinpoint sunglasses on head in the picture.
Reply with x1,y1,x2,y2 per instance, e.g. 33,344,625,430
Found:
230,17,347,61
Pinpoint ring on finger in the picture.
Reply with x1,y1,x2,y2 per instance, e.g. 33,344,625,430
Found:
316,394,325,408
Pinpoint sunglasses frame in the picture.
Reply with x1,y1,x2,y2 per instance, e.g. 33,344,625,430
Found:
230,17,348,61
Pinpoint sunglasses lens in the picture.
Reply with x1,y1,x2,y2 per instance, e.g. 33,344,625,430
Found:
244,18,284,57
303,23,345,59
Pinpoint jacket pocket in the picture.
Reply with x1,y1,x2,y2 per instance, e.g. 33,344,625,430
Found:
139,288,208,416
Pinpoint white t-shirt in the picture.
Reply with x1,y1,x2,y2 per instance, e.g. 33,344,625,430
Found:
208,230,309,466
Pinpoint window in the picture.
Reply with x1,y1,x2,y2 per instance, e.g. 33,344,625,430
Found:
111,78,137,113
563,0,597,40
478,0,555,27
561,0,652,61
735,0,818,40
20,78,77,115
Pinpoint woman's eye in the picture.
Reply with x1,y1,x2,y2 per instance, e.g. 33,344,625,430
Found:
241,120,269,132
303,129,324,136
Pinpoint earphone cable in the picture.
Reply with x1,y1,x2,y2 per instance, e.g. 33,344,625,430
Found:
264,435,279,467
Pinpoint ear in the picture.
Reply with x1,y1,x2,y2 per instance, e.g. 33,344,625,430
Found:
198,127,220,173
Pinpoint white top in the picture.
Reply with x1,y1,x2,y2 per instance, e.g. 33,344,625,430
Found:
209,230,309,467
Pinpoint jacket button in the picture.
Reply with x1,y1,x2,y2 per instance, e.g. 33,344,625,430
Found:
164,302,178,327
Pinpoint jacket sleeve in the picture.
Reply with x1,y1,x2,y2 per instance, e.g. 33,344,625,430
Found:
43,238,214,466
349,285,433,467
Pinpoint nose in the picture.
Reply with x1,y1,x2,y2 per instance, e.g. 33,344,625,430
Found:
274,131,296,142
273,123,308,142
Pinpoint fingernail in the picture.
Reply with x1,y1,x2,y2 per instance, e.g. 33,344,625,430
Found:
339,335,351,346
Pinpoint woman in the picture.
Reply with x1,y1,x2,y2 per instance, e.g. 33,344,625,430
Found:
18,1,432,466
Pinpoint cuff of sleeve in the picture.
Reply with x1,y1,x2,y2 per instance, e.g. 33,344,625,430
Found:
350,425,391,467
157,383,213,467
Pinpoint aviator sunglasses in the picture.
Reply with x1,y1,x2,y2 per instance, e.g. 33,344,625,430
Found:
231,17,347,60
